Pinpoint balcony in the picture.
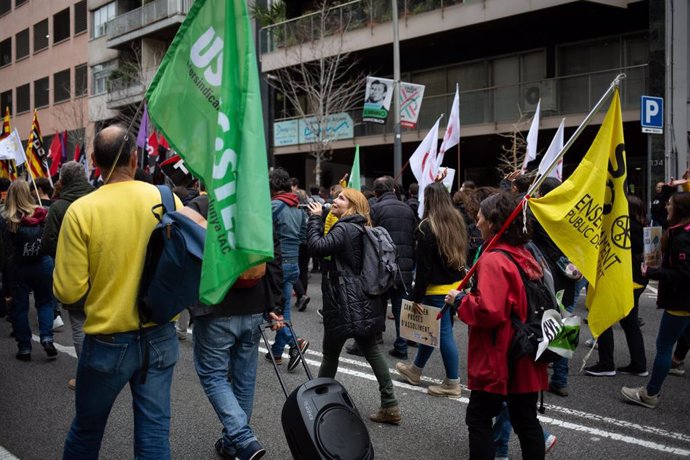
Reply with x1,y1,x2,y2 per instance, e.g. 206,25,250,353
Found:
106,76,145,110
106,0,194,49
271,65,647,153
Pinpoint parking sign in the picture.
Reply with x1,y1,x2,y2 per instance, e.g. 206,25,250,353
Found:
641,96,663,134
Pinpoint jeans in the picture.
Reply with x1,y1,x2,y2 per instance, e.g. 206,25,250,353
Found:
12,257,57,351
673,324,690,361
597,288,646,370
493,403,551,457
647,311,690,396
413,295,459,379
63,323,179,460
320,333,398,408
390,286,407,354
271,262,300,356
193,313,264,454
466,391,544,460
68,309,86,357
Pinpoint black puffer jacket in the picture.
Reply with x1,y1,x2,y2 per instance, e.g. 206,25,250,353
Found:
646,223,690,311
370,191,416,290
307,213,385,339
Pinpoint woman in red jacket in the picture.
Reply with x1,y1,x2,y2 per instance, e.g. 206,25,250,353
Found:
455,192,548,459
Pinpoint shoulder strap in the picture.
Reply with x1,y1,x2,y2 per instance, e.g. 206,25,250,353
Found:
156,185,176,214
490,249,528,281
272,200,288,220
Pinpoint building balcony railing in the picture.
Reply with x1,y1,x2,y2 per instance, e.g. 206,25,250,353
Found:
271,65,647,148
259,0,476,54
106,0,193,41
106,76,145,109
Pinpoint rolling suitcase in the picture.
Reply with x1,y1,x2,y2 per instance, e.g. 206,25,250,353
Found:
260,321,375,460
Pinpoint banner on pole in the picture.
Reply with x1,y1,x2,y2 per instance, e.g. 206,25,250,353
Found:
363,77,394,124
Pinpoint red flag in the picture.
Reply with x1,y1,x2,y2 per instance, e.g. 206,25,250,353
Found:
49,132,63,176
73,143,81,162
159,134,169,149
147,132,159,157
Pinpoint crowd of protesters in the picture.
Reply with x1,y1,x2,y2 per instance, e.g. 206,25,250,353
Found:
3,124,690,459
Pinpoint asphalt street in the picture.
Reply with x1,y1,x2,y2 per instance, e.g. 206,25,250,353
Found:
1,274,689,459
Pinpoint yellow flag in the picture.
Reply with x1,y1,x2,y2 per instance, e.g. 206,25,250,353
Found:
528,89,632,338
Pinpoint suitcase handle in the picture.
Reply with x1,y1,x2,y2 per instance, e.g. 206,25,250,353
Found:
259,320,313,399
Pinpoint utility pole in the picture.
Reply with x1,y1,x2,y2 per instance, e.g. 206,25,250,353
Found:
392,0,402,179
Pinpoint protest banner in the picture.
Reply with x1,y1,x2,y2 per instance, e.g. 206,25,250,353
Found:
400,299,441,347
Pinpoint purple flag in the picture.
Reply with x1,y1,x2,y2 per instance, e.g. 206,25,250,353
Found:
136,103,149,149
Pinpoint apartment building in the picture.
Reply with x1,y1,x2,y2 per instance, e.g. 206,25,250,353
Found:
0,0,89,151
260,0,689,203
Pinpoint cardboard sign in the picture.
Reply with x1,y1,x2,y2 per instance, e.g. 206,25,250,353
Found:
643,226,663,268
400,299,441,347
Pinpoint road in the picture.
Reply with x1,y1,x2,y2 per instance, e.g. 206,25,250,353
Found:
0,275,689,459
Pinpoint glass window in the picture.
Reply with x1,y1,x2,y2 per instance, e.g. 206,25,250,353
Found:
448,61,489,124
54,68,71,103
34,19,49,52
0,38,10,66
0,0,10,16
75,64,87,97
93,2,116,39
0,90,11,116
34,77,49,108
92,60,117,95
74,1,87,35
492,56,519,122
412,69,446,97
16,84,29,113
15,28,29,60
15,0,27,6
559,38,621,75
53,7,71,43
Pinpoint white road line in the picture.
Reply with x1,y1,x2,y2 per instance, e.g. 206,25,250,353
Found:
261,346,690,456
0,445,19,459
32,335,77,358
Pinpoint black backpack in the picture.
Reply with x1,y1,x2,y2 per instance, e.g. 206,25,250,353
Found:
493,249,561,366
359,226,400,296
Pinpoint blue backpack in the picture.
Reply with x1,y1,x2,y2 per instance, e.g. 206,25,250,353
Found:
138,185,206,325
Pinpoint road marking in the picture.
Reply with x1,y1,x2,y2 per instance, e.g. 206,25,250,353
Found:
32,335,77,358
260,346,690,456
0,445,19,459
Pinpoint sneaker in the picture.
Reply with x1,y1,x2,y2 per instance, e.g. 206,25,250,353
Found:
427,379,461,398
317,308,323,319
395,362,422,385
264,352,282,365
42,341,58,359
68,378,76,391
621,386,659,409
15,350,31,362
669,359,685,376
52,315,64,331
368,405,401,425
346,342,364,356
388,349,408,360
617,365,648,377
236,440,266,460
584,338,598,349
214,438,235,460
545,434,557,453
295,295,311,312
547,384,568,397
288,338,309,371
584,363,615,376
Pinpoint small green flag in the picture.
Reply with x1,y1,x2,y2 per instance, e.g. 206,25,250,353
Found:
146,0,273,304
349,145,361,190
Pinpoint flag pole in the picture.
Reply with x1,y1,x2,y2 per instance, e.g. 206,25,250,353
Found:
528,73,626,197
19,136,41,206
456,143,461,190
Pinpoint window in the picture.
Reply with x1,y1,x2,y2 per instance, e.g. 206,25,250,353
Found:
92,60,117,95
15,28,29,60
0,90,11,116
16,84,29,113
75,64,87,97
15,0,27,6
93,2,116,39
33,19,48,52
53,8,71,43
0,38,10,66
54,69,70,103
34,77,49,108
74,1,87,35
0,0,10,16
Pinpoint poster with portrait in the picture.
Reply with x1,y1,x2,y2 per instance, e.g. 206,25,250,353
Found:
363,77,394,124
399,299,441,348
643,226,663,268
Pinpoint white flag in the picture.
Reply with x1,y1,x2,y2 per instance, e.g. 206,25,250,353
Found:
537,118,565,180
522,99,541,171
410,116,442,218
0,128,26,165
438,84,460,169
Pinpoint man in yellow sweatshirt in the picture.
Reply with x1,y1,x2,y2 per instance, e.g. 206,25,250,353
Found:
54,125,181,460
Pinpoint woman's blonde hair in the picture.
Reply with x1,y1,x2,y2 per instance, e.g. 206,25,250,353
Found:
339,188,372,226
5,180,38,232
420,182,467,270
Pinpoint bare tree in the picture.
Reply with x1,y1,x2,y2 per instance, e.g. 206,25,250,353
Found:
496,111,536,178
266,0,366,185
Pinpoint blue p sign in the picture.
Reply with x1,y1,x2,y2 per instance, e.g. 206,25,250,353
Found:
641,96,663,133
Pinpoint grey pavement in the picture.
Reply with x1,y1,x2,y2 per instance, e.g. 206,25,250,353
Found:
1,274,689,459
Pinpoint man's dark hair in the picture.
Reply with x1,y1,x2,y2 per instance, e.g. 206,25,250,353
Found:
309,184,319,195
290,177,300,188
479,191,531,246
408,183,419,197
538,177,561,197
269,167,291,193
93,125,133,169
373,175,395,197
35,177,53,197
512,175,532,194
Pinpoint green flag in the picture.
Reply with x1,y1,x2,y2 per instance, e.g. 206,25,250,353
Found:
348,145,361,190
146,0,273,304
